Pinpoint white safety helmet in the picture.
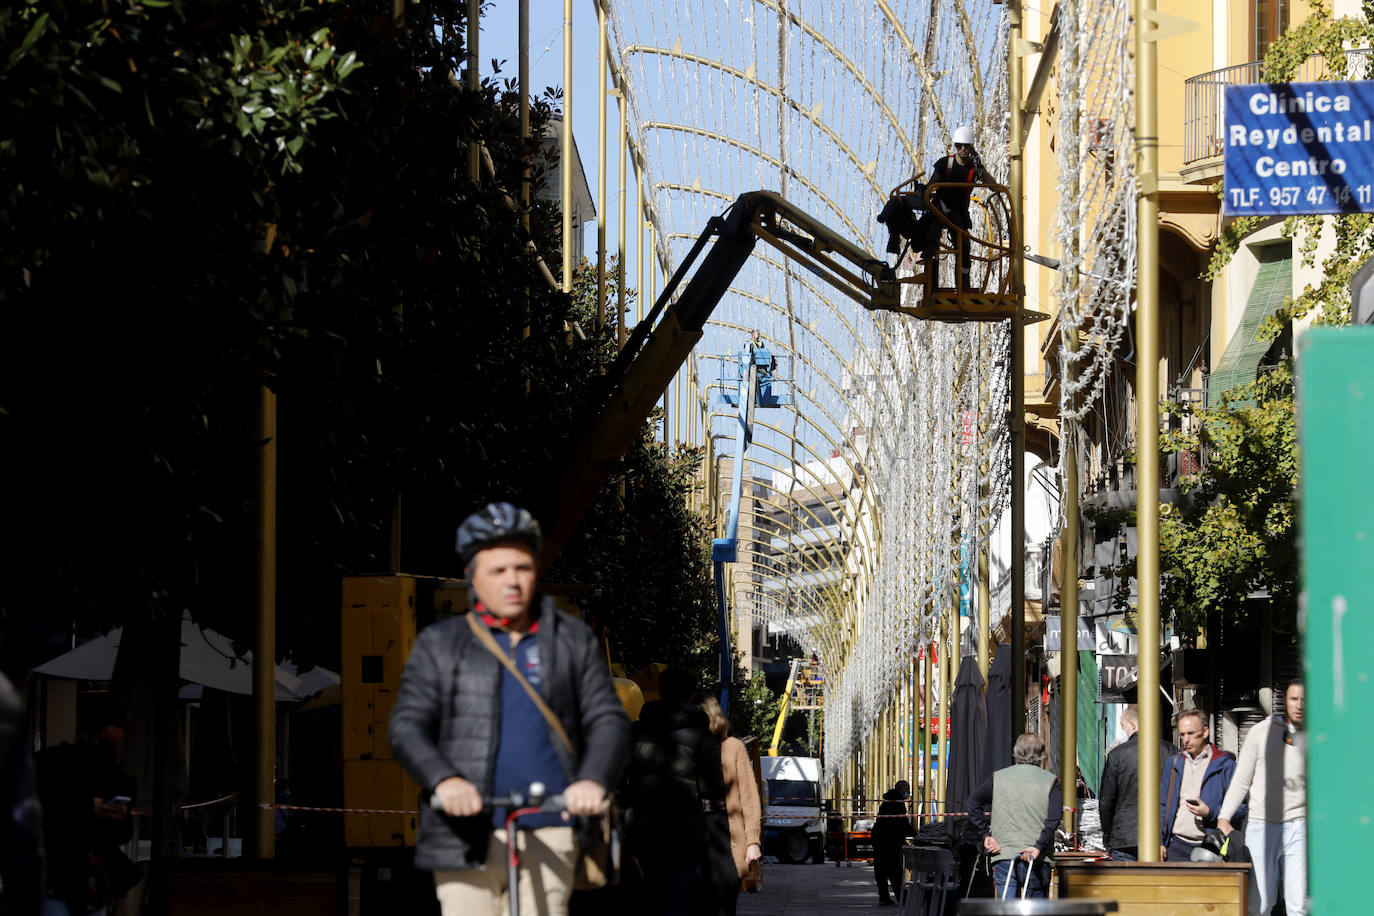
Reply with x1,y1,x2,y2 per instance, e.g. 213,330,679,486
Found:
952,124,976,147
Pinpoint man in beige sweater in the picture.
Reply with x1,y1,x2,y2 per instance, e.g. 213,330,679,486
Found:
1218,681,1306,916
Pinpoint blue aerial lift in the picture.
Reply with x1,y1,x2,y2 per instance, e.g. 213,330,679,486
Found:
707,336,793,715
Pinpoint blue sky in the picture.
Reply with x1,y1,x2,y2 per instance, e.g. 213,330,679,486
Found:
479,2,643,297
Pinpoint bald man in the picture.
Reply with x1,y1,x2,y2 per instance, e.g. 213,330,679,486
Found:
1098,705,1172,860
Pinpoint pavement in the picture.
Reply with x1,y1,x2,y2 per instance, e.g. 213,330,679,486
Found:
738,861,890,915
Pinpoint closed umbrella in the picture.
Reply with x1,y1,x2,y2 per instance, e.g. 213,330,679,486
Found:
945,655,989,845
985,643,1013,773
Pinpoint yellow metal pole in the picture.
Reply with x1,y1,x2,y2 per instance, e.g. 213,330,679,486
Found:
857,730,868,802
899,690,906,790
561,0,574,291
863,734,871,805
910,651,919,802
595,0,607,331
936,621,950,820
1135,0,1163,862
978,551,991,679
1008,0,1028,742
253,384,277,858
891,701,899,790
874,711,882,797
466,0,480,181
636,179,645,325
519,0,530,220
874,724,882,801
950,582,961,673
895,678,906,791
688,376,696,446
518,0,532,348
895,680,904,794
950,587,961,811
844,755,850,818
924,641,934,815
1061,425,1080,840
865,732,872,805
617,92,627,348
1058,0,1084,840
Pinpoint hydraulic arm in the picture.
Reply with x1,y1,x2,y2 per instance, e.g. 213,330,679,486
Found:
538,191,900,570
769,658,804,756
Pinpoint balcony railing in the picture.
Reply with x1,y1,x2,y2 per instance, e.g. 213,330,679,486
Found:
1183,49,1372,164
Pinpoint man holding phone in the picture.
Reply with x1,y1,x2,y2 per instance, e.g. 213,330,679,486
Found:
1160,710,1244,861
35,695,139,915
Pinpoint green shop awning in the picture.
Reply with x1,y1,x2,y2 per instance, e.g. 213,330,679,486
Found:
1207,246,1291,404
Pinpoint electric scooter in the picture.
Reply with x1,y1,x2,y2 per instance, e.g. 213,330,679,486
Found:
431,782,565,916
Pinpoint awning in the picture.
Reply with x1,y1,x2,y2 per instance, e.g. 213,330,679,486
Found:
1208,246,1291,402
31,613,332,701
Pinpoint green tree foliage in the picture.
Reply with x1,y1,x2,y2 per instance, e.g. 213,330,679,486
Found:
1159,365,1298,643
549,258,721,678
2,0,381,657
0,1,717,680
729,665,787,745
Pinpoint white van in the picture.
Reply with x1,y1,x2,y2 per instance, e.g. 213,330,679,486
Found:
760,755,824,863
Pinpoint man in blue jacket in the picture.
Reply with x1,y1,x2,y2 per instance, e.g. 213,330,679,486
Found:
1160,710,1244,861
389,503,630,916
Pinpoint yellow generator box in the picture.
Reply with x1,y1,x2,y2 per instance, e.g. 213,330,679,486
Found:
341,575,423,846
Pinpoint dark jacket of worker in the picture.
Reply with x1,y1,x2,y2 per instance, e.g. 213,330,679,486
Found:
388,595,630,870
873,786,915,847
1097,733,1173,852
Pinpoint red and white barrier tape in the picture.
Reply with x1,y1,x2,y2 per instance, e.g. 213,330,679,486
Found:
260,802,419,816
259,802,965,819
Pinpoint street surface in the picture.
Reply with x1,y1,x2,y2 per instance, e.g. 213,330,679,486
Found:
739,861,885,915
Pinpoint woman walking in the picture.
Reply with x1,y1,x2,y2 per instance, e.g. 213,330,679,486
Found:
700,697,763,916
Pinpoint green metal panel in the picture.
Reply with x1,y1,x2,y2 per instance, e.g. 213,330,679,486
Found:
1209,246,1291,403
1299,327,1374,914
1076,651,1103,795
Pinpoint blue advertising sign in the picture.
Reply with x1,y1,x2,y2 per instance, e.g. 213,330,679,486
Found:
1223,81,1374,216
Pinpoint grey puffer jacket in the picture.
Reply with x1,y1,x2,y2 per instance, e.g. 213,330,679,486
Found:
388,597,630,870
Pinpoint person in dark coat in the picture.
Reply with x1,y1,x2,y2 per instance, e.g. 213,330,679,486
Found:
873,780,914,905
1,671,43,916
388,503,631,916
34,695,138,916
619,667,729,916
1097,705,1172,860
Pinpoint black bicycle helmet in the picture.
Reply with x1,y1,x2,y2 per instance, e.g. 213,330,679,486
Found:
455,502,543,566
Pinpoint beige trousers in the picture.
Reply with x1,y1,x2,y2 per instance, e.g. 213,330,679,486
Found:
434,826,576,916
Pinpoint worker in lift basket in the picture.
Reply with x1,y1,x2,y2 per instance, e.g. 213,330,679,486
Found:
914,124,990,292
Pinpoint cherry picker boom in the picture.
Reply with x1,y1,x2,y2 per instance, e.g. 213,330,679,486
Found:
536,190,905,570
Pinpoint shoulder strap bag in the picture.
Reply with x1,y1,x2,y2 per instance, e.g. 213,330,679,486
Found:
466,613,619,889
1163,760,1180,847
